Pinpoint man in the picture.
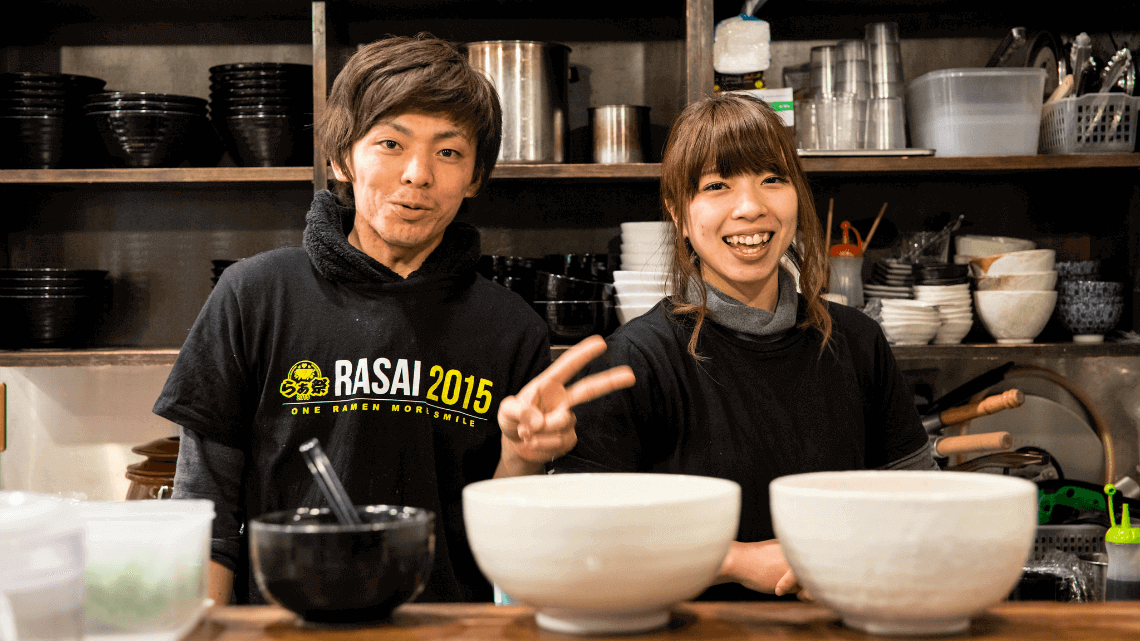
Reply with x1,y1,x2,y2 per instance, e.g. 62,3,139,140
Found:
155,33,632,605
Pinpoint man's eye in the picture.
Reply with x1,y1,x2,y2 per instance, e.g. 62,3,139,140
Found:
378,140,399,150
439,149,461,158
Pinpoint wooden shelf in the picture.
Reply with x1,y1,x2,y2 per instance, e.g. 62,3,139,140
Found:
0,167,315,184
0,349,180,367
4,155,1135,186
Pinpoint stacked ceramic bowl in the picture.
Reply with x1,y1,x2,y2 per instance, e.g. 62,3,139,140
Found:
209,62,313,166
863,258,914,300
611,270,673,325
911,263,972,344
0,268,110,349
84,91,219,168
878,299,941,345
970,249,1057,344
0,72,107,168
615,222,672,323
619,222,672,274
1052,261,1122,343
953,234,1036,266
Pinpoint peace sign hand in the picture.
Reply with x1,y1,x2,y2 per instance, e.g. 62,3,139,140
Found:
496,335,636,477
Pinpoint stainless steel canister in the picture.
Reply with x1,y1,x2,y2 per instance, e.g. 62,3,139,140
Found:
466,40,571,164
588,105,650,163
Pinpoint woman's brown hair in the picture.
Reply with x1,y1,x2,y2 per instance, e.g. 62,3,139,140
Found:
660,92,832,357
315,32,503,204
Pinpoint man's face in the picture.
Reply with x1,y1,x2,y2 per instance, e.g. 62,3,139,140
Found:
333,111,480,271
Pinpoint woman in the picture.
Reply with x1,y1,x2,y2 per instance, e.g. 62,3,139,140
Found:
552,93,936,600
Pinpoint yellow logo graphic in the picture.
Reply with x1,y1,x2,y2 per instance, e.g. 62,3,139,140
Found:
280,360,330,401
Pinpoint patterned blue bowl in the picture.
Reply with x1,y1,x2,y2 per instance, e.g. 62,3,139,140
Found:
1056,297,1124,338
1058,280,1124,299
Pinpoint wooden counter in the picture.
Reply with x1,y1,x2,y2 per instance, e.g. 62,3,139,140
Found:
185,602,1140,641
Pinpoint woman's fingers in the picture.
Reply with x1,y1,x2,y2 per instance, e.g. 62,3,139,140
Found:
565,365,636,408
527,335,608,392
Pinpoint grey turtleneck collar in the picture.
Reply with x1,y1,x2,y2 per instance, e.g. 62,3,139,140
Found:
684,266,799,339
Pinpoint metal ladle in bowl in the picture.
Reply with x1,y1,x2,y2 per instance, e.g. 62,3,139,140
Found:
299,438,362,526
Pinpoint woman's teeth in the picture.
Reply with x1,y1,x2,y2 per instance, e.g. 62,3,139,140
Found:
724,232,772,247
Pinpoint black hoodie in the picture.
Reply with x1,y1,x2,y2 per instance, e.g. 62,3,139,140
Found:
155,190,551,604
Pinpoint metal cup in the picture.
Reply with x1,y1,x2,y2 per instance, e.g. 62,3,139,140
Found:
588,105,651,164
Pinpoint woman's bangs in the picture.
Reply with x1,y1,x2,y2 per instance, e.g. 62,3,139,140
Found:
711,112,787,179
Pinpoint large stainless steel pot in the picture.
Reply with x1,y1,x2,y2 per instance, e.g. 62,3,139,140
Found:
466,41,571,164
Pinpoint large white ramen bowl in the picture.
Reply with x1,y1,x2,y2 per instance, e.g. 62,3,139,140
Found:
770,471,1036,636
463,473,740,634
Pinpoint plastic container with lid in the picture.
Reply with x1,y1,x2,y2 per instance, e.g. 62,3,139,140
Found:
77,498,215,640
1104,484,1140,600
907,68,1046,156
0,491,86,641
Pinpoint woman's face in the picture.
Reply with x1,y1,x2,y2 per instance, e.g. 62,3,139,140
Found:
681,170,799,309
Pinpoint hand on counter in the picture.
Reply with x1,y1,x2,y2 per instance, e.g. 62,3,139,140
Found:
717,539,814,602
496,335,635,477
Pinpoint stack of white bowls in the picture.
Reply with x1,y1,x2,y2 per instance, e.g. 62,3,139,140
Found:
912,283,973,344
878,299,941,345
613,222,673,324
619,222,672,273
612,270,672,324
970,249,1058,344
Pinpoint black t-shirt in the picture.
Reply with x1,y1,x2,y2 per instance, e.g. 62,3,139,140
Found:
554,298,928,600
155,193,551,604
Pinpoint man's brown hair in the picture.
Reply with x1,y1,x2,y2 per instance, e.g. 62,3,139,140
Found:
316,33,503,202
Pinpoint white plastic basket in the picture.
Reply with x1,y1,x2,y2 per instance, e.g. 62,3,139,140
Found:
1040,94,1140,154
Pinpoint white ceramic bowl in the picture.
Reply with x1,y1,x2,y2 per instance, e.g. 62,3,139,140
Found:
616,303,655,324
620,222,671,245
464,473,740,634
880,320,940,345
612,270,668,284
974,271,1057,291
955,234,1036,258
615,292,665,306
770,470,1036,635
621,239,669,253
613,280,670,296
970,249,1056,276
933,319,974,344
974,290,1057,344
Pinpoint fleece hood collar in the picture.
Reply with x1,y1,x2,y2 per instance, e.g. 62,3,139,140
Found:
302,190,480,293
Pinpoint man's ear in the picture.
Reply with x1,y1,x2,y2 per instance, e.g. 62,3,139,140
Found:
464,175,481,198
331,159,351,183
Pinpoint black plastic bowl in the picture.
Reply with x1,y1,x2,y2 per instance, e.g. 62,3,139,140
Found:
86,109,207,168
249,505,435,625
0,292,107,349
532,300,612,343
534,271,610,302
214,114,312,167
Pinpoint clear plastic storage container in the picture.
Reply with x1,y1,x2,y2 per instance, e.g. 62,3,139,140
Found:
77,499,215,640
0,491,86,641
907,68,1046,156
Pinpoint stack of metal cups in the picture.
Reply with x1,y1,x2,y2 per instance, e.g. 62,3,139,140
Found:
865,22,907,149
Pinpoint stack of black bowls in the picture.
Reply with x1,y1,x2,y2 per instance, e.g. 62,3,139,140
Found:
211,259,242,288
0,268,110,349
83,91,221,168
208,63,313,167
0,72,106,169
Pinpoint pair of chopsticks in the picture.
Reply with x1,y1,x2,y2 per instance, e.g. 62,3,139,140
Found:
825,199,888,253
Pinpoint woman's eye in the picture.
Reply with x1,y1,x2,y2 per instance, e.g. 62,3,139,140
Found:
762,174,788,184
701,181,727,192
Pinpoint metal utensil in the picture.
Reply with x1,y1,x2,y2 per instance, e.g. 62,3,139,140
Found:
299,437,362,525
1100,48,1133,94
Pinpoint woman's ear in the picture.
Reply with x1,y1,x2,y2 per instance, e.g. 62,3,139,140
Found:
665,201,688,239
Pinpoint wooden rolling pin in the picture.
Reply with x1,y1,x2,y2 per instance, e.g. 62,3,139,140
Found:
922,388,1025,434
935,431,1013,457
